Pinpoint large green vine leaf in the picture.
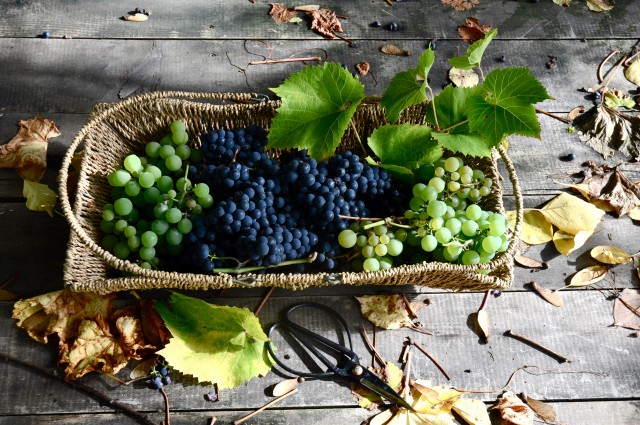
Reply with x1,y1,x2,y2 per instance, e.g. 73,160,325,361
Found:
368,124,441,170
467,68,550,145
448,29,498,70
267,62,364,161
381,49,435,123
156,292,272,389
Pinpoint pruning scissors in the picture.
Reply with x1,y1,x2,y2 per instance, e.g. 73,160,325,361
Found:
266,302,414,411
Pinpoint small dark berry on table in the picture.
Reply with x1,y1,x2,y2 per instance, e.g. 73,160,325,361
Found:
150,376,164,390
204,391,219,402
496,55,506,63
560,153,576,161
159,367,168,377
42,31,51,39
370,20,382,28
492,290,502,297
162,375,172,385
388,21,399,31
429,40,437,50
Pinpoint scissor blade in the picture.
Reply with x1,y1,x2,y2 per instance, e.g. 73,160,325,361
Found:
359,376,415,412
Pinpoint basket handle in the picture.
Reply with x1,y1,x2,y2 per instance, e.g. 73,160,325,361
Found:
498,144,524,259
58,91,260,271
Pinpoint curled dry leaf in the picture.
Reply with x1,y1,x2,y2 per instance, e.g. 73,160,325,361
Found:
476,309,491,342
590,245,632,265
506,209,554,246
449,67,479,88
569,265,608,287
306,8,344,40
579,164,640,217
381,44,411,56
121,13,149,22
442,0,480,12
530,282,563,307
272,378,301,397
586,0,615,12
293,5,320,11
514,255,548,269
356,61,370,77
490,391,535,425
23,180,57,216
0,116,60,182
567,106,586,121
552,229,593,256
613,289,640,330
522,395,557,423
574,104,640,159
269,3,297,24
457,17,492,44
451,397,491,425
355,294,427,330
130,357,159,380
540,193,605,236
624,59,640,86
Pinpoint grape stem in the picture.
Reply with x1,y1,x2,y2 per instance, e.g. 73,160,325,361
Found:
427,85,440,132
440,119,469,133
214,253,317,274
339,215,384,221
348,120,368,157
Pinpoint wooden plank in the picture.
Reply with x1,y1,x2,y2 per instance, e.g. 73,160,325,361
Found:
0,290,637,416
0,38,634,114
0,0,637,40
1,400,639,424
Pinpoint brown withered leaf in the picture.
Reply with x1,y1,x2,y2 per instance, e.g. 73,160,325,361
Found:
306,8,343,39
355,294,427,330
64,318,129,380
522,395,557,423
530,282,564,307
457,17,492,44
569,265,608,287
381,44,411,56
449,67,479,88
490,391,535,425
514,255,548,269
269,3,297,24
574,104,640,159
476,309,491,342
293,4,320,11
139,298,171,349
586,0,615,12
12,289,114,345
613,289,640,330
115,315,156,359
130,357,159,380
356,61,370,77
579,164,640,217
442,0,480,12
0,117,60,182
567,106,586,121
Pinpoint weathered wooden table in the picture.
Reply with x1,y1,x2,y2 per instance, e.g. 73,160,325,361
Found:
1,1,639,424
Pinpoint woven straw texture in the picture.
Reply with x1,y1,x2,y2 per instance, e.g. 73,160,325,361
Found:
59,91,523,294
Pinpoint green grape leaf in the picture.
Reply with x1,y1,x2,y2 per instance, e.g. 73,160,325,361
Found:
381,69,427,123
368,124,442,170
365,156,414,184
426,85,482,131
156,292,271,389
448,29,498,70
416,47,436,79
467,68,551,144
431,132,493,157
267,62,365,161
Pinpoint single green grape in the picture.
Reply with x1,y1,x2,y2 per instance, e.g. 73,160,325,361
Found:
138,172,155,188
114,219,128,233
465,204,482,221
461,220,479,237
113,242,131,259
141,231,159,248
114,198,133,216
435,227,452,244
175,144,191,160
127,235,141,250
338,229,358,248
165,155,182,172
421,234,438,252
145,165,162,181
139,246,156,261
165,228,183,246
197,194,214,208
429,177,446,193
379,257,393,270
124,180,141,197
172,131,189,146
362,245,375,258
194,183,210,198
356,234,368,247
461,250,480,265
159,145,176,159
420,185,438,202
143,187,161,204
151,219,169,236
386,239,403,256
373,225,388,236
103,209,115,221
363,257,381,272
165,207,183,224
413,183,427,198
123,155,142,174
445,218,462,235
124,225,137,238
427,200,447,218
110,169,131,187
157,176,174,193
374,244,388,256
481,235,502,253
444,157,460,173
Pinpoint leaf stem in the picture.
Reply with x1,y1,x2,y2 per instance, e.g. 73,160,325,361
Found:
407,337,450,381
440,119,469,133
233,388,299,425
534,108,572,124
504,329,572,363
249,57,322,65
254,286,276,316
160,387,171,425
359,324,386,368
426,85,440,132
349,120,368,157
215,254,317,274
601,54,628,93
597,50,620,83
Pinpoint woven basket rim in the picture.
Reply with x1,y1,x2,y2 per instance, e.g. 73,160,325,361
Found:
59,91,524,293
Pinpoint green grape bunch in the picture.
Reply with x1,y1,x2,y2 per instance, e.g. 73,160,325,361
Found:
99,120,212,269
338,156,510,270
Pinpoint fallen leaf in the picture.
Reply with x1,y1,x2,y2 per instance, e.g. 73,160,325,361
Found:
306,8,344,40
579,164,640,217
624,59,640,86
139,298,171,349
552,229,593,256
449,67,479,88
352,362,403,409
574,104,640,159
476,309,490,342
272,378,300,397
269,3,297,24
381,44,411,56
155,292,272,389
121,13,149,22
590,245,632,265
23,180,57,216
452,397,491,425
567,105,585,121
457,17,492,44
629,206,640,221
539,192,605,235
569,183,615,212
613,289,640,330
506,209,554,245
569,265,608,287
586,0,615,12
514,255,548,269
604,90,635,110
523,395,557,423
442,0,480,12
553,0,572,6
293,5,320,11
530,282,564,307
490,391,535,425
356,61,370,77
114,315,156,359
0,116,60,182
129,357,158,380
355,294,427,330
413,385,462,414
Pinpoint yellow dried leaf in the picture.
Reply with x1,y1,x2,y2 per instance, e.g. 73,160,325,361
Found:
476,309,490,342
355,294,426,330
381,44,411,56
539,193,605,235
23,180,57,217
571,182,616,212
569,265,608,287
506,209,554,245
628,206,640,221
353,362,403,409
625,59,640,86
525,396,557,423
531,282,564,307
590,245,632,265
449,67,479,88
413,385,462,414
452,397,491,425
552,229,592,256
490,391,535,425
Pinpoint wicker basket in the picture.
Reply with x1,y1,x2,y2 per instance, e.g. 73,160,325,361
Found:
59,91,523,294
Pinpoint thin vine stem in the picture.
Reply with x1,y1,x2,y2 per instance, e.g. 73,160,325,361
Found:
426,85,440,131
349,120,367,157
440,119,469,133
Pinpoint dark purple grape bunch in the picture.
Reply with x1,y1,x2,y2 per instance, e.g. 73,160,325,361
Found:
149,361,172,390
